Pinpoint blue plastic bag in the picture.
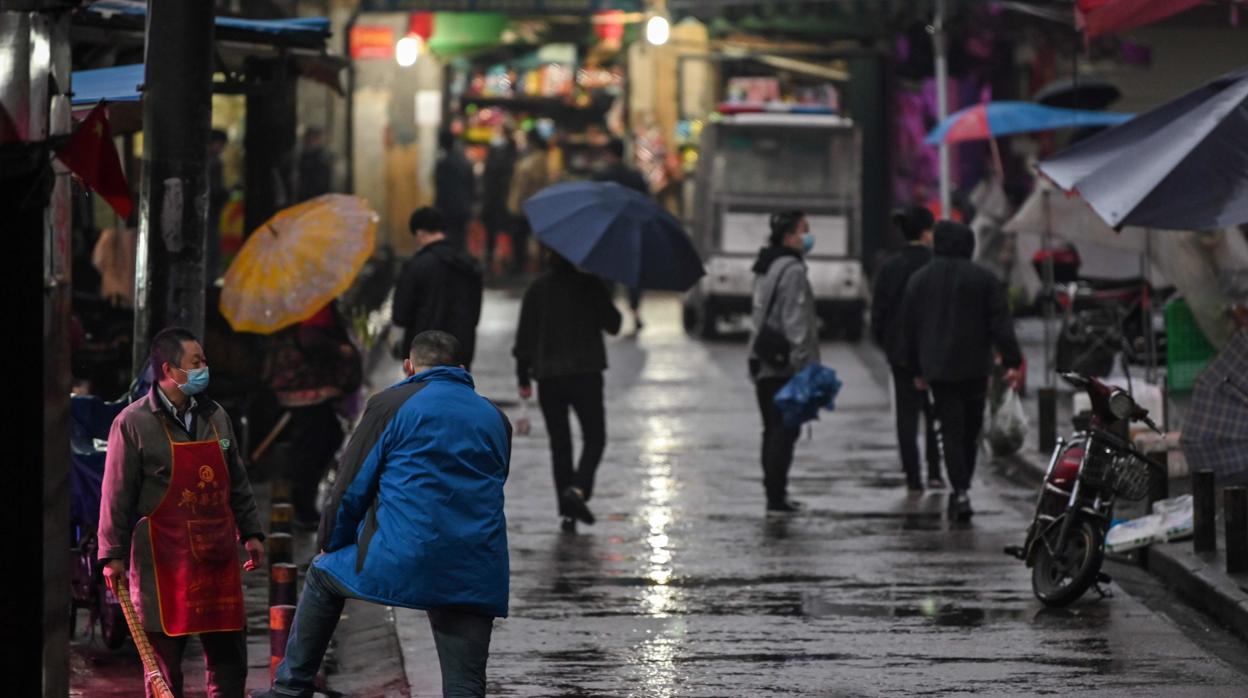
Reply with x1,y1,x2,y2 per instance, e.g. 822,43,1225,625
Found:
774,364,843,428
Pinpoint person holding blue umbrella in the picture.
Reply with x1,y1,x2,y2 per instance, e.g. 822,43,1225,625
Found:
514,248,623,533
748,211,821,514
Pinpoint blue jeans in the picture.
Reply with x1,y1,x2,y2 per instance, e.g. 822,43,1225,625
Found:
270,565,494,697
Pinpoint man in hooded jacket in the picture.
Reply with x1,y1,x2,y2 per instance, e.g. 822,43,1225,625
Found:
872,205,943,492
257,331,511,698
748,210,820,513
393,207,484,369
901,221,1022,521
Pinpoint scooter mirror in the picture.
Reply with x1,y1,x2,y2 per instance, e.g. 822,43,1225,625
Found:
1108,390,1136,421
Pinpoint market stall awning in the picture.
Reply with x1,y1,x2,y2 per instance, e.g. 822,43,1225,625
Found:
80,1,332,48
1076,0,1205,39
359,0,639,12
70,64,143,107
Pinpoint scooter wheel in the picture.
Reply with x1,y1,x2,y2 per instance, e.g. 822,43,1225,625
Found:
1031,516,1105,607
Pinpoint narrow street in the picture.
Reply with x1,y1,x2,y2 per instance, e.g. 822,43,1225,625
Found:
369,291,1248,697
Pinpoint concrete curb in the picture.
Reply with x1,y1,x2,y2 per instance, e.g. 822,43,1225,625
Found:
324,600,411,697
1000,448,1248,644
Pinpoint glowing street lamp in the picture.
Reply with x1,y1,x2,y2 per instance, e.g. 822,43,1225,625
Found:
396,35,421,67
645,14,670,46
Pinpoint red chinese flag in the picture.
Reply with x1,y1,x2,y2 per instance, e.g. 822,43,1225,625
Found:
57,101,133,219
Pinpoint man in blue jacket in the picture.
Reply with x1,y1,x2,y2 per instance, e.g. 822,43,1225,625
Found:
257,331,511,698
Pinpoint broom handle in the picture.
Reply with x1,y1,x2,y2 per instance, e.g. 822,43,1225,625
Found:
114,579,177,698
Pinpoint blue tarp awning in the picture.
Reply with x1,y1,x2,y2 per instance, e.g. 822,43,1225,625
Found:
81,1,331,44
71,64,144,107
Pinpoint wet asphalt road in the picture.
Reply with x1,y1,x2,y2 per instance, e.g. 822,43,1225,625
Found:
384,291,1248,697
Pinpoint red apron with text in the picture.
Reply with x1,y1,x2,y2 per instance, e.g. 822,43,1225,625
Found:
147,422,245,636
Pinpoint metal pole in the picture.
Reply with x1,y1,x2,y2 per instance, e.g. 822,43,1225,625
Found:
1144,230,1158,384
134,0,216,366
1042,189,1055,385
933,0,951,219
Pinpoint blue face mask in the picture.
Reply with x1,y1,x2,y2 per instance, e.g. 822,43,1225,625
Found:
801,232,816,254
175,366,210,396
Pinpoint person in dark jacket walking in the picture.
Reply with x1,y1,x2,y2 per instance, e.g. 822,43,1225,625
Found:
434,130,475,249
902,221,1022,521
748,211,820,513
392,207,484,370
481,128,516,276
257,331,511,698
593,138,650,331
296,127,332,203
872,205,943,493
514,249,623,532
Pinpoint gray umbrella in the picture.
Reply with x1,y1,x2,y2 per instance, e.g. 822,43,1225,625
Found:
1180,329,1248,485
1038,66,1248,231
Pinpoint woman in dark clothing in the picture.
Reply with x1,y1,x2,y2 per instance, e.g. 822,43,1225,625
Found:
513,249,623,532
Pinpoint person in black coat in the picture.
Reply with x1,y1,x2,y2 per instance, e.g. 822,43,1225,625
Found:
513,249,623,533
902,221,1022,521
872,205,942,492
481,129,516,276
392,207,484,369
593,139,649,331
434,130,475,249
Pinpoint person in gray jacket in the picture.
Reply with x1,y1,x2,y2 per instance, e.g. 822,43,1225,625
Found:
748,210,821,513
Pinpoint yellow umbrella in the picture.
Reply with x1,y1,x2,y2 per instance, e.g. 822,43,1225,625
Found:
220,194,378,334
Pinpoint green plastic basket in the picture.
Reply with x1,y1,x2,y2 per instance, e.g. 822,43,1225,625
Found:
1165,298,1217,392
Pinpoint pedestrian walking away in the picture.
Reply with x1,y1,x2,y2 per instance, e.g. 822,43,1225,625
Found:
507,131,551,276
392,207,485,370
434,130,475,250
513,247,623,532
256,331,511,698
593,138,650,331
901,221,1022,522
295,127,332,203
871,204,943,492
481,127,517,276
263,302,361,529
98,327,265,698
748,210,821,514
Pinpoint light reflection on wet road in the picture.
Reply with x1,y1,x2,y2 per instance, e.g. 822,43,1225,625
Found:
393,291,1248,697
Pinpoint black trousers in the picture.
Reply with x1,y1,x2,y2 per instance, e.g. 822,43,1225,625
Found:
538,373,606,516
146,629,247,698
511,216,532,275
929,377,988,493
755,376,801,505
287,402,345,523
891,366,943,488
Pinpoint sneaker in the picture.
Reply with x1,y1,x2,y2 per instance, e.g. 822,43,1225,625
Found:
766,499,804,514
561,487,596,525
560,517,577,533
929,477,947,490
950,492,974,522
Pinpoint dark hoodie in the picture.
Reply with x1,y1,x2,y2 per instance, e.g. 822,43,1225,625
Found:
900,222,1021,382
393,240,484,368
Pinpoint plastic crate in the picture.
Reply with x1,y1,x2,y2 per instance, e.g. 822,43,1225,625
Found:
1165,298,1217,392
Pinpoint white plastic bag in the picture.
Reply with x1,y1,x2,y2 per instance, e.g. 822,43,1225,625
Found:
987,389,1028,456
514,398,533,437
1106,514,1163,554
1154,494,1194,542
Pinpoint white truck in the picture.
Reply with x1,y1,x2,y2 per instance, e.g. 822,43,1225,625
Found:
682,112,866,340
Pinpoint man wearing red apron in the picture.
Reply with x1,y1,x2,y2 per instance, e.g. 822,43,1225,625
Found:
99,327,265,697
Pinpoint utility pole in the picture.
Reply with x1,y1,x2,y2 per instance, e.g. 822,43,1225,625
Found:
932,0,951,219
133,0,215,368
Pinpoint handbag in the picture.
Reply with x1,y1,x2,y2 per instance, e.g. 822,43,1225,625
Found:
752,263,792,369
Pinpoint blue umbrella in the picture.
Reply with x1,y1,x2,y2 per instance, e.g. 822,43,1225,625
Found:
924,101,1133,146
522,181,705,291
1038,67,1248,230
774,364,843,428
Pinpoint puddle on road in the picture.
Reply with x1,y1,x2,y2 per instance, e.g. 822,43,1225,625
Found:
800,595,1029,627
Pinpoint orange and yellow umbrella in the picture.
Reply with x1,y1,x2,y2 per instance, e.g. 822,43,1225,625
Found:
220,194,378,334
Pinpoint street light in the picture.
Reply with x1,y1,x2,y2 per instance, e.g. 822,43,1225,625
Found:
396,35,421,67
645,14,670,46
